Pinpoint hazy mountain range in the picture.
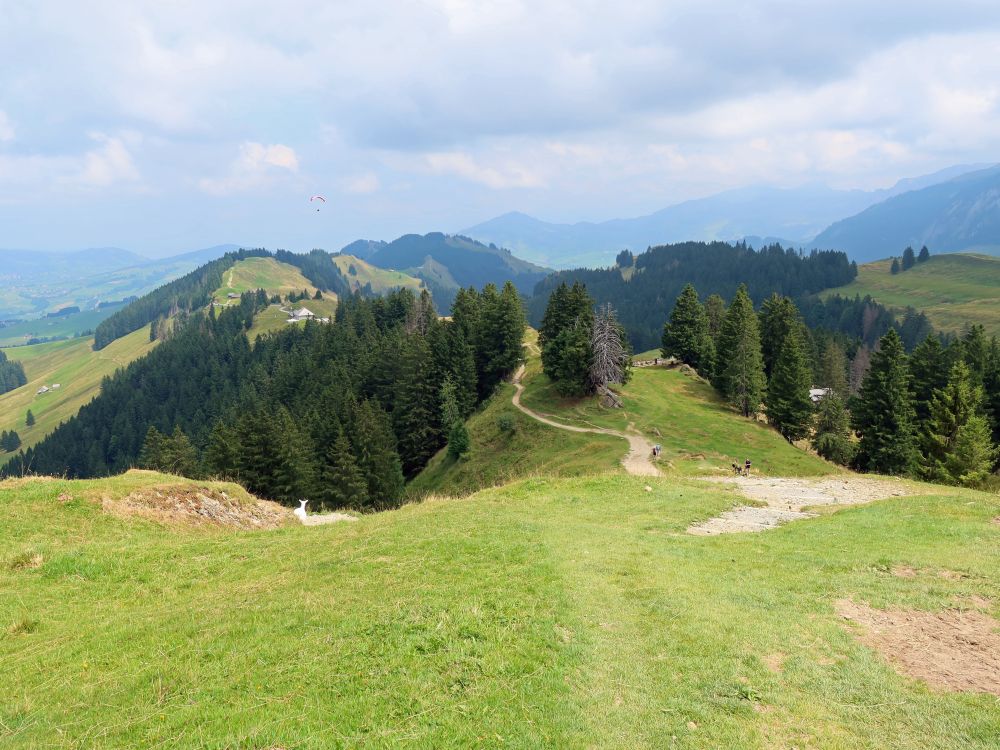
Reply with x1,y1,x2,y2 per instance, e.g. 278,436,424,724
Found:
462,164,995,267
0,244,241,319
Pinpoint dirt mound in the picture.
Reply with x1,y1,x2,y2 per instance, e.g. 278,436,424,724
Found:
836,599,1000,696
103,484,291,530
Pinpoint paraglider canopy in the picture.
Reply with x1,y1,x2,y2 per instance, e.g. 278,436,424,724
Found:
309,195,326,211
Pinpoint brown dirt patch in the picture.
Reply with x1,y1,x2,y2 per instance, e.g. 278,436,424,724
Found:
763,652,785,674
892,565,917,578
836,598,1000,696
103,485,291,530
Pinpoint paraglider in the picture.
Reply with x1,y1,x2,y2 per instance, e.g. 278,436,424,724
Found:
309,195,326,211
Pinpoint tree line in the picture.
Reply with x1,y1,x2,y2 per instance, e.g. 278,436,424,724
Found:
660,282,999,487
528,241,859,352
4,284,526,510
0,350,27,395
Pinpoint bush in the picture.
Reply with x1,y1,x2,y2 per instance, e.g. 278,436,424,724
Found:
496,415,516,434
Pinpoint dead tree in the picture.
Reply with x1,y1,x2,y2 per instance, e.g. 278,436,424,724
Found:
590,303,631,404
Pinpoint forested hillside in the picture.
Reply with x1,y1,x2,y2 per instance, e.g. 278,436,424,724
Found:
528,241,858,351
4,285,526,509
342,232,550,311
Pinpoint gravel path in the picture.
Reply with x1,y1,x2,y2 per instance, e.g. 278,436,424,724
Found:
688,476,912,535
511,364,660,477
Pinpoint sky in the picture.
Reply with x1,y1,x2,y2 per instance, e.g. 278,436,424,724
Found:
2,1,1000,257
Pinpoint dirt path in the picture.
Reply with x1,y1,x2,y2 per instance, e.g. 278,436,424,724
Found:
301,511,358,526
688,476,912,535
511,365,659,477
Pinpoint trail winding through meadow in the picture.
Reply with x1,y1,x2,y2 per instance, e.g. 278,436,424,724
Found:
510,364,660,477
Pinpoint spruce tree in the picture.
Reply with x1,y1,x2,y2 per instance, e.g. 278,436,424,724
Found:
765,329,813,441
817,339,848,397
908,335,948,434
923,360,997,485
25,410,35,427
917,245,930,263
812,394,856,466
758,293,802,380
661,284,714,376
394,335,442,476
138,426,165,469
204,420,238,479
704,294,726,344
353,399,405,509
890,258,901,274
961,324,988,387
548,322,594,396
901,246,916,271
318,429,369,510
715,285,766,418
852,329,918,475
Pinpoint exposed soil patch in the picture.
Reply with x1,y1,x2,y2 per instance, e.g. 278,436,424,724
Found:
836,598,1000,696
689,476,912,535
103,485,291,530
892,565,917,578
763,652,785,674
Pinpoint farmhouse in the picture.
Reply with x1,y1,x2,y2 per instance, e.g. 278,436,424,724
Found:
809,387,832,403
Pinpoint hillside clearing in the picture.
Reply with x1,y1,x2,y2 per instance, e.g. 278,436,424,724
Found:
824,253,1000,336
518,352,835,478
0,328,157,457
332,254,424,294
2,471,998,748
213,257,319,303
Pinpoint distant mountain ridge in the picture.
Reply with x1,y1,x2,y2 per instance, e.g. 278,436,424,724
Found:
462,165,990,268
811,166,1000,262
338,232,550,311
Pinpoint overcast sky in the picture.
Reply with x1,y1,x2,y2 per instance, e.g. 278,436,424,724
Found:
2,1,1000,256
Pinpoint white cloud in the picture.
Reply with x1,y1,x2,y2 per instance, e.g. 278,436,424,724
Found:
424,151,545,189
71,133,140,187
199,141,300,195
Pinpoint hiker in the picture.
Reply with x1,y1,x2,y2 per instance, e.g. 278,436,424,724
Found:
744,458,752,477
652,444,662,458
731,462,741,476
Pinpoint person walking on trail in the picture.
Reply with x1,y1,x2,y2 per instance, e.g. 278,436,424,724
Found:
744,458,752,477
652,444,661,458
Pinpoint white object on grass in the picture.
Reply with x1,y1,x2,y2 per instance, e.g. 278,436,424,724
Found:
294,499,308,522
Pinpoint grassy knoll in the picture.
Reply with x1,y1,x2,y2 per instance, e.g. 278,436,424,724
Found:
2,470,998,748
213,257,319,303
333,254,424,294
519,347,834,477
409,383,625,497
0,328,156,456
824,253,1000,336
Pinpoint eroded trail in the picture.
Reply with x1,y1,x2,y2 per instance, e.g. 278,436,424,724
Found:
688,476,913,535
511,365,659,477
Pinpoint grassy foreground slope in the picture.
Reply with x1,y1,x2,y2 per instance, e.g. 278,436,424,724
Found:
0,328,156,455
3,471,998,748
824,253,1000,336
518,346,833,477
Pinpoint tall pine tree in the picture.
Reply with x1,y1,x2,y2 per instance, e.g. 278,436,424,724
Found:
765,329,813,442
852,329,918,475
714,285,766,418
661,284,714,376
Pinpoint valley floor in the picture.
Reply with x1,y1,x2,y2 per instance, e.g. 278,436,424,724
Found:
2,471,998,748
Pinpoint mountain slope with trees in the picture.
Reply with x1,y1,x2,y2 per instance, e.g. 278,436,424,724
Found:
813,165,1000,261
341,232,550,312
